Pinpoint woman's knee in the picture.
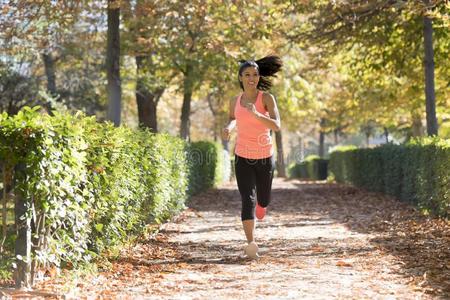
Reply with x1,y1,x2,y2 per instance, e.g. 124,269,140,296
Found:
241,207,255,220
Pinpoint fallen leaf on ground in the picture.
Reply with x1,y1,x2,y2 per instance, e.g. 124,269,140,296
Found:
336,261,353,267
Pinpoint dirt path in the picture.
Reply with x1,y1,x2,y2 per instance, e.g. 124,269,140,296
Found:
4,178,450,299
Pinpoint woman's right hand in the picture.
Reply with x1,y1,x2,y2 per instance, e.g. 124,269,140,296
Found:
222,127,231,141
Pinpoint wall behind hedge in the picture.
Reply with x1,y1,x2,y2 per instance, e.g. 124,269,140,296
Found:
329,139,449,218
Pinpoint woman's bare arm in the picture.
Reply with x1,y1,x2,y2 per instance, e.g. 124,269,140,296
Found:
245,93,281,131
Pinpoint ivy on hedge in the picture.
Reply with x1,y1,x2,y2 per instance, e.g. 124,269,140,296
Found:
329,139,450,218
0,107,229,268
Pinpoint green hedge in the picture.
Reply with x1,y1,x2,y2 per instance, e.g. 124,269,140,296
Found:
288,155,329,180
187,141,230,195
327,145,358,183
0,107,229,269
329,139,450,217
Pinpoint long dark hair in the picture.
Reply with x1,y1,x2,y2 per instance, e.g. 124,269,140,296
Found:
238,55,283,91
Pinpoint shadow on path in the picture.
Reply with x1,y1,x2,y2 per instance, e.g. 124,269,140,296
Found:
178,178,449,297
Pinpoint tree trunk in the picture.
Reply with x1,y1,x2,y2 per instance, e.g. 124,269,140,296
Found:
412,112,423,137
14,163,31,289
319,132,325,157
384,127,389,143
180,63,193,141
135,56,163,132
299,136,305,162
213,124,218,142
206,93,218,142
275,131,286,177
423,10,438,136
1,164,12,250
318,118,326,158
42,52,57,112
106,1,121,127
334,129,339,145
2,164,6,246
42,52,57,96
29,206,46,286
136,89,160,132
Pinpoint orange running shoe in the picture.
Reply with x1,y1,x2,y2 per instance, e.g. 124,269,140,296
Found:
255,203,266,220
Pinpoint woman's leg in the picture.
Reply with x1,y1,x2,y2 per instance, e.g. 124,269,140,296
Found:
255,155,275,208
242,219,255,243
234,155,257,242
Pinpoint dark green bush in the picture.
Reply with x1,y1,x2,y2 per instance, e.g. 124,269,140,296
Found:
328,145,357,183
187,141,229,196
288,161,308,179
315,159,329,180
288,155,329,180
380,144,404,198
407,138,449,216
329,139,449,217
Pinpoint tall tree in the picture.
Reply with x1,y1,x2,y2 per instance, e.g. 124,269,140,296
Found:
150,0,277,140
423,0,438,135
122,0,174,131
275,130,287,177
135,55,164,131
0,1,83,112
286,0,449,137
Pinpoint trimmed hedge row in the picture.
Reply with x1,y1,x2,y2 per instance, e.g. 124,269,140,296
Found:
288,155,329,180
0,107,229,268
329,139,450,217
188,141,230,195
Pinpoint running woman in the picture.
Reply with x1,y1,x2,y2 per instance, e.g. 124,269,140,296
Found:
222,55,282,258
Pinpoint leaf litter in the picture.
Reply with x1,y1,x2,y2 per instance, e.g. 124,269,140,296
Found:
1,178,449,299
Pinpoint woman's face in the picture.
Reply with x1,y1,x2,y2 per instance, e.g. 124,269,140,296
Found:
239,66,259,90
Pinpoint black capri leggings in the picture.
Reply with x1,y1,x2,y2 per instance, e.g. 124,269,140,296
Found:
234,154,275,221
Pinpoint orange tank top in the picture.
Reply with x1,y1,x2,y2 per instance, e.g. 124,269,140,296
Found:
234,90,273,159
